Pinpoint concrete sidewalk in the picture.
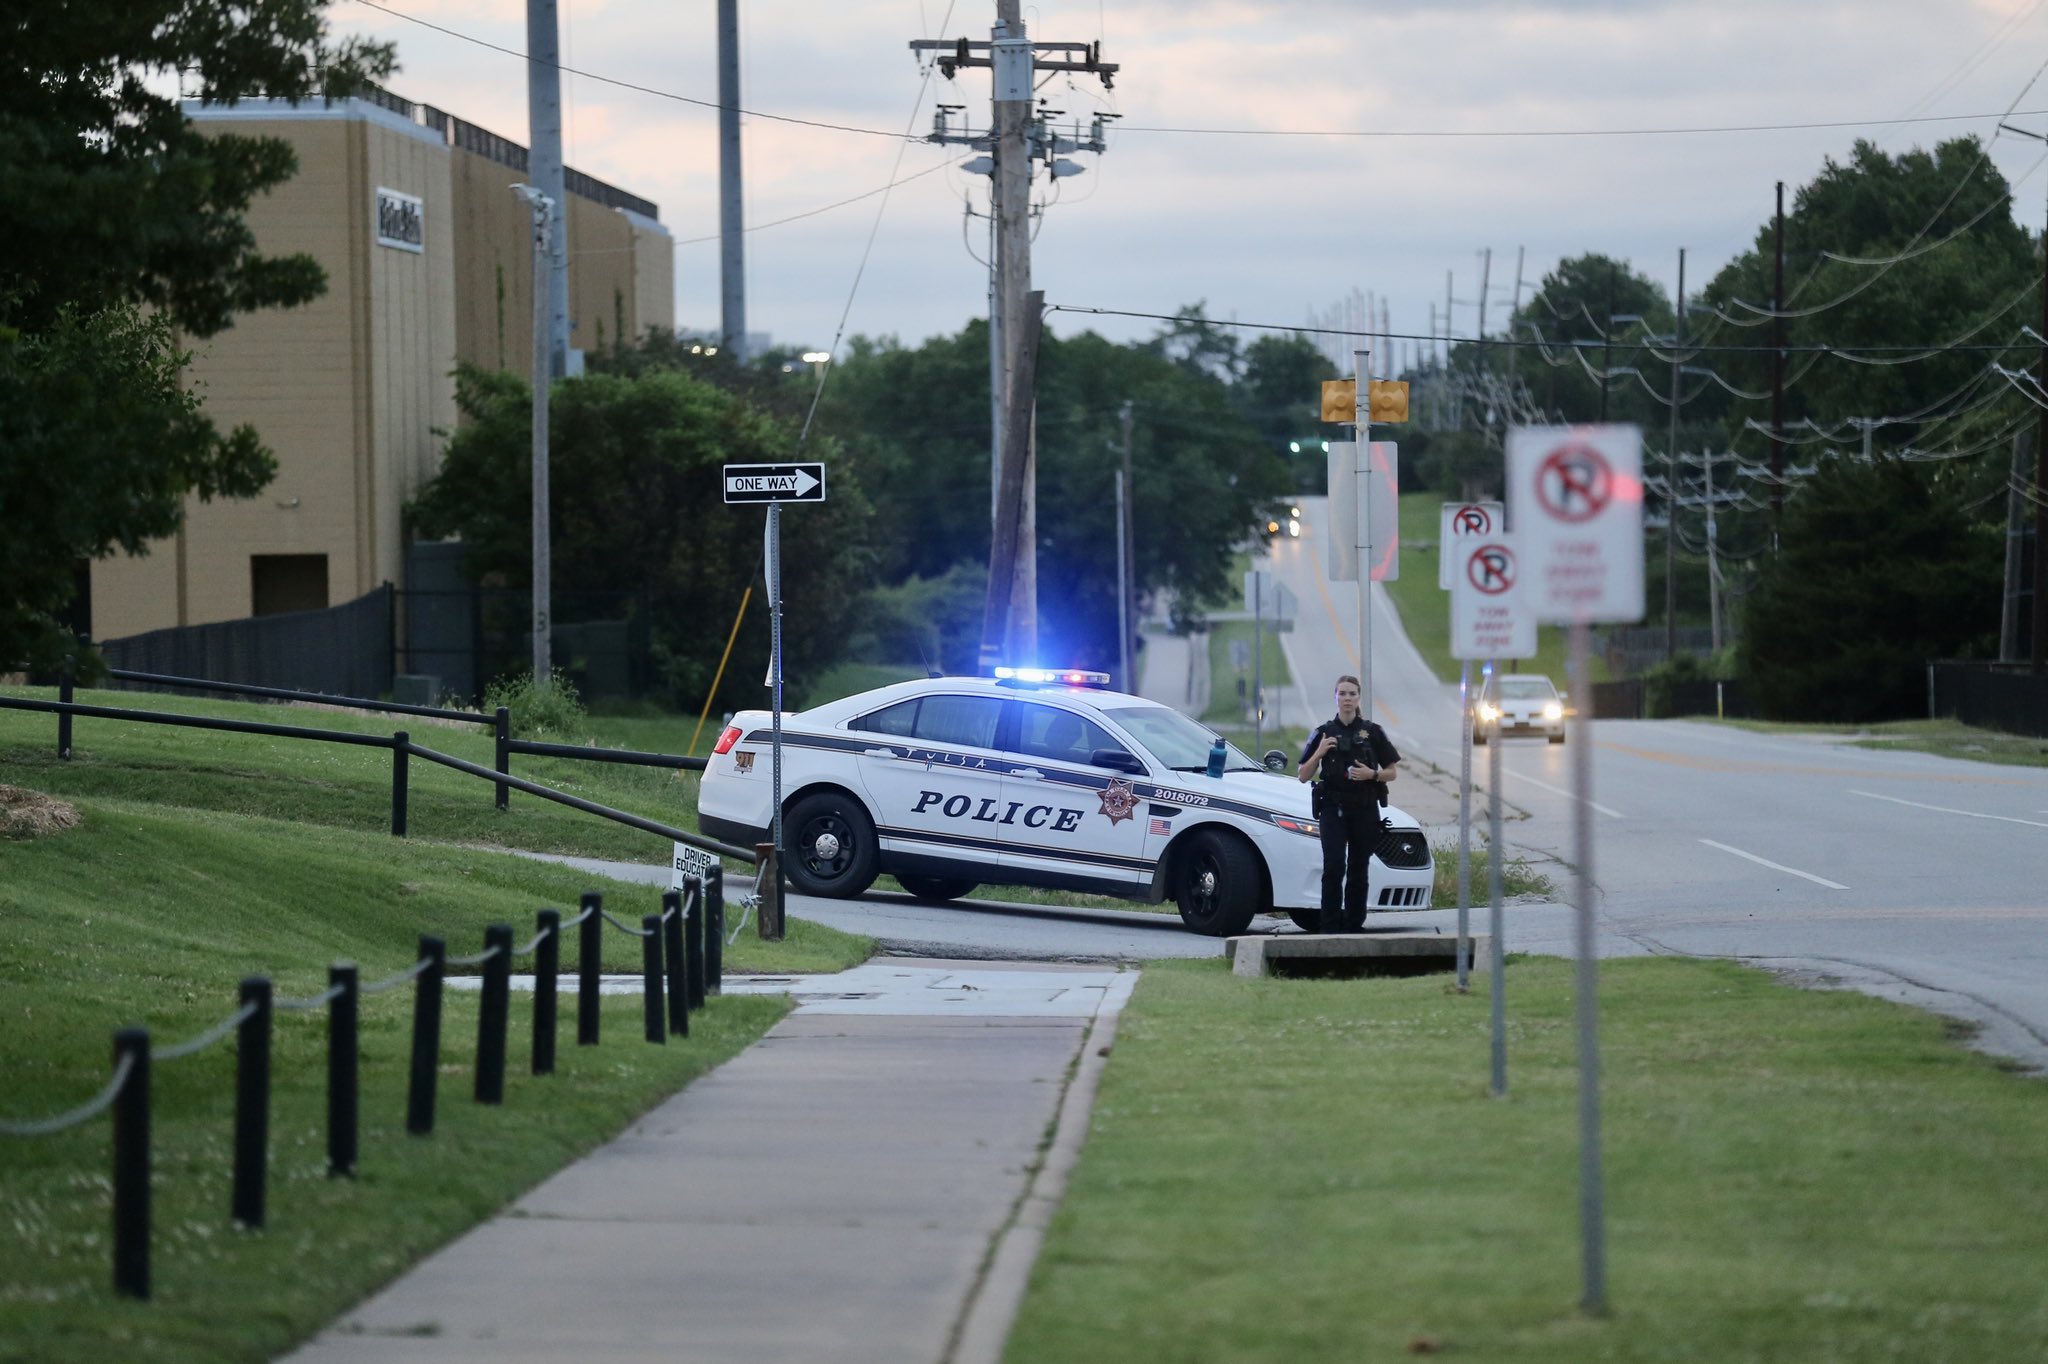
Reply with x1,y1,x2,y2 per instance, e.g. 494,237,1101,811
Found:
281,960,1136,1364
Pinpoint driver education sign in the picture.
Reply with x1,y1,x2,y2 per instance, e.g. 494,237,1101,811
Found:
1505,426,1645,624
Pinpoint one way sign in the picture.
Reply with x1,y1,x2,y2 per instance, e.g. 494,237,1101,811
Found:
723,462,827,504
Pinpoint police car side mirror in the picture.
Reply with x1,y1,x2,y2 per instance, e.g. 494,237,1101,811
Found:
1261,749,1288,773
1091,748,1146,775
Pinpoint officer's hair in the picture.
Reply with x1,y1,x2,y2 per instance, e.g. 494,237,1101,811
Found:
1335,674,1361,691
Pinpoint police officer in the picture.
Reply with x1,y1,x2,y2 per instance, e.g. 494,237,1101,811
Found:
1296,674,1400,934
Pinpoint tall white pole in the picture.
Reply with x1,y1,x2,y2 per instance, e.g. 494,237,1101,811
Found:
1353,349,1373,715
717,0,747,362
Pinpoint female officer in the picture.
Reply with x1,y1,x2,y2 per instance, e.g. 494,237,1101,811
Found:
1296,674,1400,933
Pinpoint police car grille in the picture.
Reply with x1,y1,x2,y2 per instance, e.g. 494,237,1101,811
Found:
1377,831,1430,869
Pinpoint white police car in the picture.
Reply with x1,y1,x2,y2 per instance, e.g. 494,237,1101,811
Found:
696,669,1435,937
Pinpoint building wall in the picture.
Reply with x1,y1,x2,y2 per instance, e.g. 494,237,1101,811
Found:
89,95,671,644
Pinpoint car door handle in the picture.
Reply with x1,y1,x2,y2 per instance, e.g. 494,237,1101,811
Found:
1011,767,1045,780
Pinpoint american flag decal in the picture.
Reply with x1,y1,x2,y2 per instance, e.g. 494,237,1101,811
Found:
1148,816,1172,837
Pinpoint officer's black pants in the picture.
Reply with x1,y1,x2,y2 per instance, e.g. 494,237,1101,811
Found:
1318,799,1383,933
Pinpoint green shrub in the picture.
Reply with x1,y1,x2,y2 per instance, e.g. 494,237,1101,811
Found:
484,671,589,740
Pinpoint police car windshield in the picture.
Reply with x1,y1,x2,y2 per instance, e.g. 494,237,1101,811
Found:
1097,703,1257,772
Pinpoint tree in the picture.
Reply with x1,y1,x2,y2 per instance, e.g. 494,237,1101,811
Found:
1497,254,1673,428
0,0,391,670
408,364,876,706
1737,454,1999,721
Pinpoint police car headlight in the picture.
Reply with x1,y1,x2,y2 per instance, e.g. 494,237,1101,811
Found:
1272,815,1319,838
1477,703,1500,723
1542,701,1564,721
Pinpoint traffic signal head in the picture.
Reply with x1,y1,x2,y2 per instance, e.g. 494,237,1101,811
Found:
1368,380,1410,424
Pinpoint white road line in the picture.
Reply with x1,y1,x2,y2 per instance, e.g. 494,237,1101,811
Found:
1697,838,1850,890
1850,790,2048,830
1511,769,1625,818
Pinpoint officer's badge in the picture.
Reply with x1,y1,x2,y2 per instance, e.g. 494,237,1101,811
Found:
1097,778,1138,826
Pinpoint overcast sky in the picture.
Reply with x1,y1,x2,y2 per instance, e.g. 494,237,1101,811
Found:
330,0,2048,369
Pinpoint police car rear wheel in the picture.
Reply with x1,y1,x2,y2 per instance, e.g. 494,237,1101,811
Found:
1176,830,1259,937
896,874,978,903
785,793,879,898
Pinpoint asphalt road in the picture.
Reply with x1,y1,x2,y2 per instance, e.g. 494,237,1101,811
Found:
1256,494,2048,1071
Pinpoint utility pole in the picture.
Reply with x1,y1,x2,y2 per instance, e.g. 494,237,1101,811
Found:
1996,120,2048,673
525,0,569,378
717,0,747,362
1666,248,1684,663
1704,447,1723,653
913,14,1116,669
1770,180,1787,532
1118,401,1135,692
2002,433,2028,663
1598,260,1616,423
511,185,555,682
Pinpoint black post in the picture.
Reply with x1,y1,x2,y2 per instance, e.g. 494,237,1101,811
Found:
407,935,446,1135
533,908,560,1075
391,731,410,837
232,976,273,1228
494,706,511,810
58,649,74,760
328,963,359,1177
111,1027,150,1300
641,915,666,1044
578,891,602,1046
705,865,725,995
662,890,689,1038
475,923,513,1104
685,878,707,1010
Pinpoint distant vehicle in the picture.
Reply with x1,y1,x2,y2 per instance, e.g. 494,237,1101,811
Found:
698,670,1434,936
1264,507,1303,539
1473,673,1567,745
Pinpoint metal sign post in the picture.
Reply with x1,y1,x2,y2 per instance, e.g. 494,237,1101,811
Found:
725,463,829,942
1506,423,1644,1318
1451,535,1532,1002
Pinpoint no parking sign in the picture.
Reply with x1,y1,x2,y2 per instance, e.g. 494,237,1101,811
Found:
1451,538,1535,660
1505,426,1645,624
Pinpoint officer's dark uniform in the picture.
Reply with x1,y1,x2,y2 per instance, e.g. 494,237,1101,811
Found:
1300,714,1400,933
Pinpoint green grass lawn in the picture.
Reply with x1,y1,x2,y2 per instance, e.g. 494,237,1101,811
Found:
1,685,703,863
1006,955,2048,1363
1717,716,2048,770
0,790,868,1362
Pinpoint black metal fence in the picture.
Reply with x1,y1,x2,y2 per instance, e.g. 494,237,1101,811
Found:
101,587,394,700
1587,677,1751,721
1929,661,2048,738
0,881,721,1300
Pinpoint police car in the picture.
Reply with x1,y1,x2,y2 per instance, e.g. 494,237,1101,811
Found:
696,669,1435,937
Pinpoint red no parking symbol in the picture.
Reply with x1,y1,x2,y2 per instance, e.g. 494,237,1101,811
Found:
1535,444,1612,524
1466,543,1515,594
1453,504,1494,536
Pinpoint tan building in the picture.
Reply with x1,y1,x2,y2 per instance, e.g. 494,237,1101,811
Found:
88,88,673,641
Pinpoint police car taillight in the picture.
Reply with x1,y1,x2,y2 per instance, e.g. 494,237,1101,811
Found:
712,725,742,755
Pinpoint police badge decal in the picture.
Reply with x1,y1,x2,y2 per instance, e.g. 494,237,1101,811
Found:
1097,778,1138,825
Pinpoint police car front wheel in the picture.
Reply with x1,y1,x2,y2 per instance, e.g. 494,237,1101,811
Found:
785,792,880,898
1176,830,1260,937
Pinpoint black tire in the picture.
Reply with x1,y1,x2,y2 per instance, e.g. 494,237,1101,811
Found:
784,792,879,898
896,874,977,902
1473,729,1488,746
1175,830,1261,937
1547,732,1566,745
1287,907,1323,934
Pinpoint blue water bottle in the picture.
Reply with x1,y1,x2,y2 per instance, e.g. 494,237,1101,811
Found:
1206,736,1226,778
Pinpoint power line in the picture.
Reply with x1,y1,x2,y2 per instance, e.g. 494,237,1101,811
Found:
1110,107,2048,140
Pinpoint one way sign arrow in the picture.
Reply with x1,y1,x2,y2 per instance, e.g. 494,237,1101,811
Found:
723,462,827,504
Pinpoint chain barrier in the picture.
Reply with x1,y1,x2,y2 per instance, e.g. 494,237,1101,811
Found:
446,943,505,968
561,905,596,929
0,1053,137,1137
512,924,553,958
154,1001,259,1063
601,910,654,938
274,983,347,1013
360,955,433,995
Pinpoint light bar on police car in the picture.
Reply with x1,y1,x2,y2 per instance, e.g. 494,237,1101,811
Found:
992,667,1110,687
